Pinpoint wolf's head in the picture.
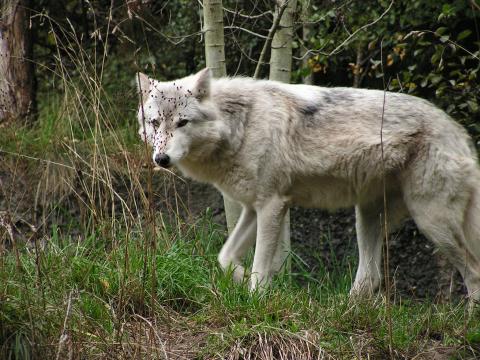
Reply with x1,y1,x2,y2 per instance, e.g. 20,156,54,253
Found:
136,68,228,168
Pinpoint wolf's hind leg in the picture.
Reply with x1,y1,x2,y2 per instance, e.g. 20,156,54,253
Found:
351,195,407,297
218,207,256,283
405,177,480,302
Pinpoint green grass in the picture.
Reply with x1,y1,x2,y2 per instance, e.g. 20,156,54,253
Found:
0,91,140,161
2,216,480,359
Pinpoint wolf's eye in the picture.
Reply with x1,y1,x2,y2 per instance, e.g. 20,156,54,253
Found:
177,119,189,128
150,118,160,127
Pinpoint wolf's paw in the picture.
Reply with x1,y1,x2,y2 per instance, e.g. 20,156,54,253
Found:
249,272,272,293
349,278,380,299
231,264,248,283
219,261,248,284
218,254,248,283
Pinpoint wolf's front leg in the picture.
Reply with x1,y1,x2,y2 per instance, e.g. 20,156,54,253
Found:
218,206,256,282
250,196,289,291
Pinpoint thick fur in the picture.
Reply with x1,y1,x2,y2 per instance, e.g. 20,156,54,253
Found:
136,69,480,300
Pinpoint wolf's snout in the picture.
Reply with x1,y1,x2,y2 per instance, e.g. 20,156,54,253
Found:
155,154,171,168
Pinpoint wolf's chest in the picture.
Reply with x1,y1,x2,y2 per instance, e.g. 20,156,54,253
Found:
213,180,256,206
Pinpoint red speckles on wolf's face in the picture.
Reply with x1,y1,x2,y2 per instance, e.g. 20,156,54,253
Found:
137,78,198,166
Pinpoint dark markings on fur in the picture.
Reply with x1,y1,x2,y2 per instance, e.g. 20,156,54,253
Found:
297,103,319,116
322,93,335,106
220,99,248,116
320,91,354,109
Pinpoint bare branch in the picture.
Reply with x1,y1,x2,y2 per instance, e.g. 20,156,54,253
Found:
471,0,480,11
404,30,480,61
133,12,203,45
224,25,268,39
329,1,394,56
223,7,273,20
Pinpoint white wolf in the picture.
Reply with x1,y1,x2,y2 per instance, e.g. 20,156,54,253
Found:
136,68,480,300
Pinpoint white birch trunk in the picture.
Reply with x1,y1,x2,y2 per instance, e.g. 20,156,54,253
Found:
203,0,242,233
269,0,297,83
268,0,297,272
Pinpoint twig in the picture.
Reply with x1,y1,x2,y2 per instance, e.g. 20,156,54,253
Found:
404,30,480,61
132,12,204,45
471,0,480,11
253,0,290,79
471,1,480,49
223,7,273,20
56,290,75,360
134,314,169,359
296,0,394,60
329,0,394,56
224,25,268,39
0,150,76,170
379,39,393,358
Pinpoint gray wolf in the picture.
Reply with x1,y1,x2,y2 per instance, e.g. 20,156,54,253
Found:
135,68,480,301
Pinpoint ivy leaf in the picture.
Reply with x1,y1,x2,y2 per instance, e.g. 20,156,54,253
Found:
457,30,472,41
431,75,443,85
435,27,448,35
467,100,479,113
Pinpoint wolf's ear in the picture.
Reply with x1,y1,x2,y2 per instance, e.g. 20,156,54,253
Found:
136,72,150,104
192,68,211,100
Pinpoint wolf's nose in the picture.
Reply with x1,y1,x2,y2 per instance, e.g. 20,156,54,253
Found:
155,154,170,168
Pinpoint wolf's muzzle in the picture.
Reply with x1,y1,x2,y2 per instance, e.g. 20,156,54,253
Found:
155,154,171,168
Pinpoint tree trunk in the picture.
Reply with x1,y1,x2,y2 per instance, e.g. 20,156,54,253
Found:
203,0,226,77
301,1,313,85
0,0,35,125
203,0,242,233
268,0,297,272
269,0,297,83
